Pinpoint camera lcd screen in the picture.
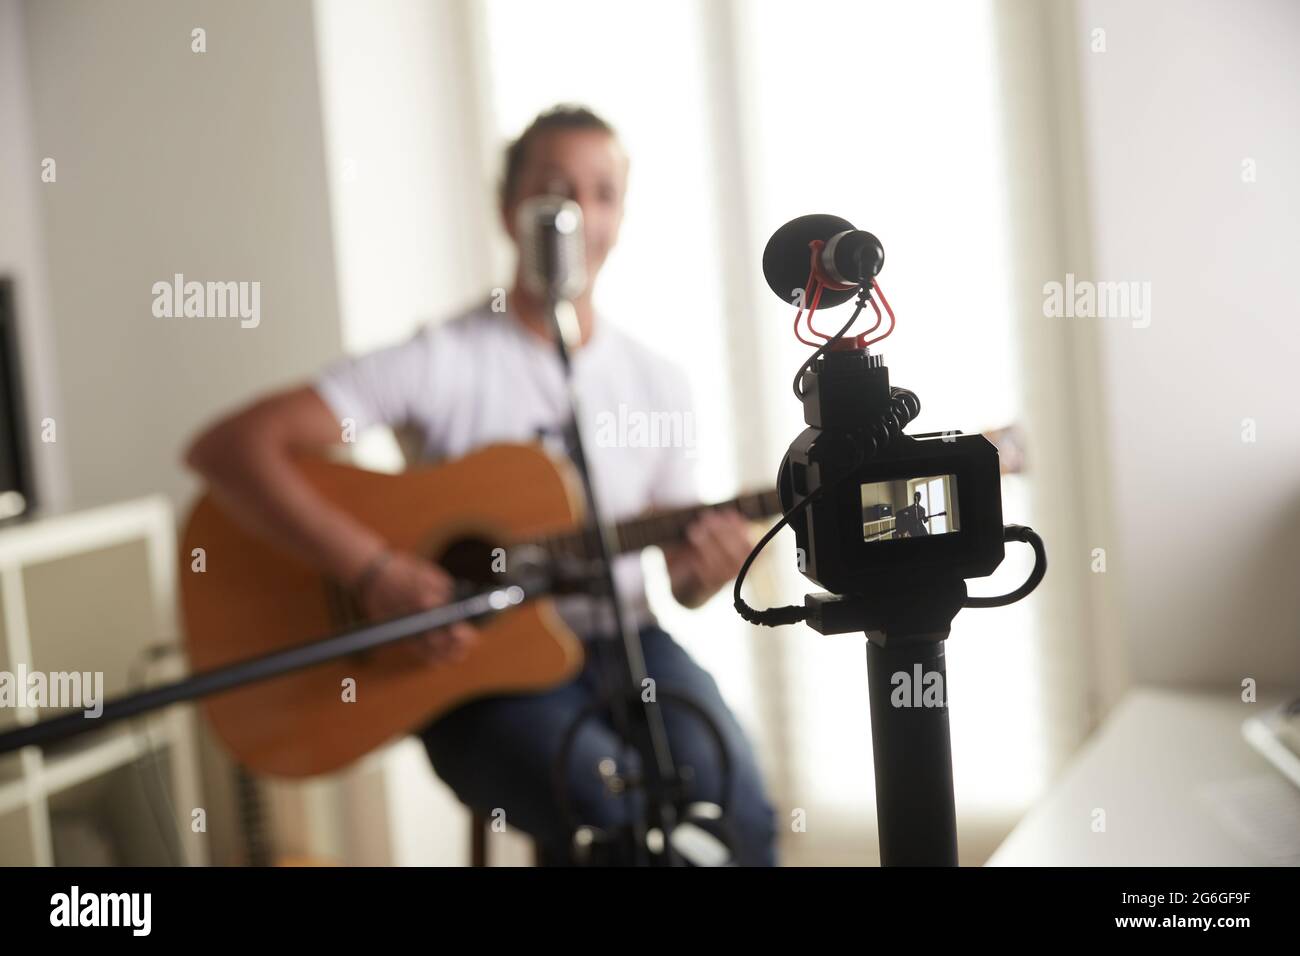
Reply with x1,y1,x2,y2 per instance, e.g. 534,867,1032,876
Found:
861,474,960,542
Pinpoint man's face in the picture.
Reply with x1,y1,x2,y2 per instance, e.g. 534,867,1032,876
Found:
505,128,629,289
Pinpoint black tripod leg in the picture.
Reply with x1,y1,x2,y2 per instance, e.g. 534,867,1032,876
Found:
865,636,959,866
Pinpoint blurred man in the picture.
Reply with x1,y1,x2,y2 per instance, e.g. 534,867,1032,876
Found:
184,105,778,866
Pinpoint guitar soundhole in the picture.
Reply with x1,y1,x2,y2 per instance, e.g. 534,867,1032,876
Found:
434,535,508,593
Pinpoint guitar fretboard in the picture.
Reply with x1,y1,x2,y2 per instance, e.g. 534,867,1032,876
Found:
529,488,782,561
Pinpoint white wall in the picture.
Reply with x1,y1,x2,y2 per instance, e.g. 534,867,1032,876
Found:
21,0,345,513
1073,0,1300,690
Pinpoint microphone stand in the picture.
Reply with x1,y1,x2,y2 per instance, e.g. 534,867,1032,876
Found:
0,582,534,757
543,293,685,867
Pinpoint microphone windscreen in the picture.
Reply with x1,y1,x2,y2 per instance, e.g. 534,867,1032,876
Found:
762,213,860,309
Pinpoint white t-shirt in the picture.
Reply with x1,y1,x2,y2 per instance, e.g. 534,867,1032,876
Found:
314,300,700,636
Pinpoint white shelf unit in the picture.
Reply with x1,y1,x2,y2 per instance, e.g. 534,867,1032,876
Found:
0,495,208,865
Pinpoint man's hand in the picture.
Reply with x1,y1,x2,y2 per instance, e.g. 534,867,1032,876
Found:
357,550,479,665
664,508,755,610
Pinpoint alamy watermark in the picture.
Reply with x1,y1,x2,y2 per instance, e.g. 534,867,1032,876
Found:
594,403,699,458
50,886,150,935
152,273,260,328
1043,273,1151,329
0,666,104,718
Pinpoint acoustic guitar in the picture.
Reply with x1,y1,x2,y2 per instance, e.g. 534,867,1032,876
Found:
181,442,781,778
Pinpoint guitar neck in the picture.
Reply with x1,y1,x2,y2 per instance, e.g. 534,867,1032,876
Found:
532,488,782,561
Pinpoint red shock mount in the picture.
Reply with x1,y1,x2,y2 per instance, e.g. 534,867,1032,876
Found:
793,238,896,351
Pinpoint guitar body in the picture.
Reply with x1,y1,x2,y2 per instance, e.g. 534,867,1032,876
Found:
181,443,587,778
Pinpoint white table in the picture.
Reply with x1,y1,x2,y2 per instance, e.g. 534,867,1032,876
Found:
989,686,1300,866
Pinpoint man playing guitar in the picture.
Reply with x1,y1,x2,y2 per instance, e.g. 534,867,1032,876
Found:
184,105,778,866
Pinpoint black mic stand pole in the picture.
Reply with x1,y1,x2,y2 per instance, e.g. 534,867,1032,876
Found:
804,581,965,866
544,292,684,867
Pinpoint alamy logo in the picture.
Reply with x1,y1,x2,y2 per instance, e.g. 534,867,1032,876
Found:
890,665,945,708
50,886,151,936
151,273,260,328
1042,273,1151,328
0,666,104,717
594,403,699,458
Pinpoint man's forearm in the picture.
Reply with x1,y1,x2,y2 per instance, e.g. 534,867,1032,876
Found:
188,435,385,584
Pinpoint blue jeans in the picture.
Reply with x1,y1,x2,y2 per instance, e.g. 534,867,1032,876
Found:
418,625,778,866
